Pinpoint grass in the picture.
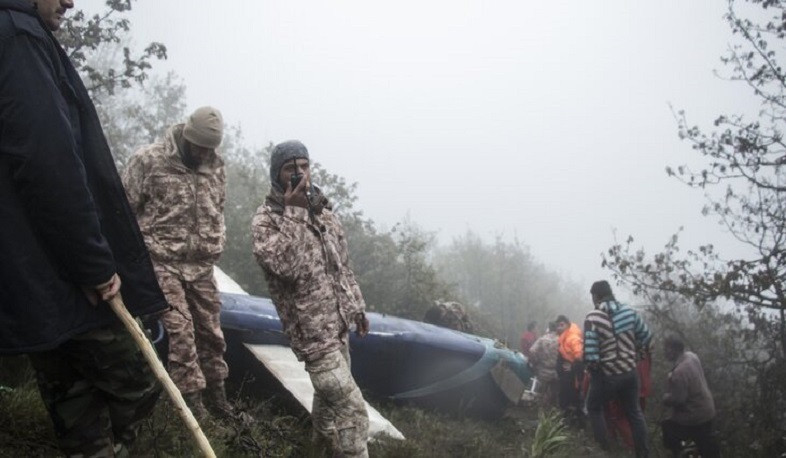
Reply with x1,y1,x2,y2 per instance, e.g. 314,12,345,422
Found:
1,356,614,457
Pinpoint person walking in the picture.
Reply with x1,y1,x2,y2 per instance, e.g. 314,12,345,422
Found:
583,280,652,457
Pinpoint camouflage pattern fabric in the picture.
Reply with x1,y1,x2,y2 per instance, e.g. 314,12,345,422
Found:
424,300,474,333
306,345,369,458
528,331,560,382
27,324,161,457
155,264,229,394
251,197,366,362
122,124,226,282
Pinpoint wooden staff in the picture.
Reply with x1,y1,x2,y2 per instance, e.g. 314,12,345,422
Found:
109,295,216,458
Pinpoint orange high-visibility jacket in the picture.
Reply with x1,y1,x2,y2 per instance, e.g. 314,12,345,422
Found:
558,322,583,362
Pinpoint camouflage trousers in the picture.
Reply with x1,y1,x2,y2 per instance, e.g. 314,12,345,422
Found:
305,344,369,458
155,266,229,394
28,324,161,457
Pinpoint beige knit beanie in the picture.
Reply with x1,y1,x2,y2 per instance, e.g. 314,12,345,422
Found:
183,106,223,149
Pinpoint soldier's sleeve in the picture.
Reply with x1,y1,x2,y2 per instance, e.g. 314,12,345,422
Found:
121,152,148,216
336,218,367,314
0,31,115,286
251,205,315,281
217,166,227,213
528,340,542,365
216,165,227,240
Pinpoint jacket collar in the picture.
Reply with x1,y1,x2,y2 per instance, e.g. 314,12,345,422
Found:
0,0,36,15
598,299,622,314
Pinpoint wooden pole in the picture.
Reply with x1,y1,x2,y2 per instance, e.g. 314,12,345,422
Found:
108,295,216,458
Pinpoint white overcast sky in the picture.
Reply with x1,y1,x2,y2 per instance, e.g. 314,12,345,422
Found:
80,0,761,287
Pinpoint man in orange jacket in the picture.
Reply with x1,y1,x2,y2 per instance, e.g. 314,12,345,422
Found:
556,314,584,422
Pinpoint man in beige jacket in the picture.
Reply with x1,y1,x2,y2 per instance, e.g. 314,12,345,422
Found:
122,106,232,419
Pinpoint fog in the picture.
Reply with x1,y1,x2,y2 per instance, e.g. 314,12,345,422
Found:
81,0,758,287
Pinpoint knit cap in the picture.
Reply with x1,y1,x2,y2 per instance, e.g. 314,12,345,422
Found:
183,106,223,149
270,140,310,189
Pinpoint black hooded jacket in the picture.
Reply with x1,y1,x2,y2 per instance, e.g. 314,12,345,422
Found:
0,0,167,353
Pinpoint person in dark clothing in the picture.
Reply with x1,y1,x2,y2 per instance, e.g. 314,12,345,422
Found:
0,0,167,455
661,335,719,458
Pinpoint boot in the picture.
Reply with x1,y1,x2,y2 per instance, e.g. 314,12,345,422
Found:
204,381,235,419
183,391,209,422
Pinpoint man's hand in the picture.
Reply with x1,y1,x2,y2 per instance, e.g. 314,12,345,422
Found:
81,273,122,306
355,312,370,338
283,169,310,209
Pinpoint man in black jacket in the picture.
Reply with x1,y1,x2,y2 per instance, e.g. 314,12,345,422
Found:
0,0,168,455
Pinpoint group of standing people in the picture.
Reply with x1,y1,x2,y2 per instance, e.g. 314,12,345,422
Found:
0,1,722,458
524,281,720,457
0,0,370,456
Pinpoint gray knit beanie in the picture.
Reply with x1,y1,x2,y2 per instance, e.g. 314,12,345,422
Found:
183,106,223,149
270,140,310,190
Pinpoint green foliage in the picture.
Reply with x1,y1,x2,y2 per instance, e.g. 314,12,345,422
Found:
57,0,167,96
219,135,272,296
132,397,307,457
0,383,58,456
602,1,786,455
434,231,587,346
99,72,188,168
0,355,593,458
0,357,58,456
529,410,569,458
338,216,454,319
56,2,180,168
371,404,533,458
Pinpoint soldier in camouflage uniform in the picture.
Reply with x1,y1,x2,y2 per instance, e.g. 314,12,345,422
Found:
423,300,474,333
252,140,370,458
122,106,233,419
0,1,168,455
528,321,560,407
28,325,160,457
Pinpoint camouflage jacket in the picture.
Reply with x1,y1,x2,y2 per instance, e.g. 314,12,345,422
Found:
424,300,474,333
251,193,366,362
528,331,559,382
122,125,226,281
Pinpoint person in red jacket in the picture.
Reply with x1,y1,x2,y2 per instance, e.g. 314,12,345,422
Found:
520,321,538,357
555,314,584,422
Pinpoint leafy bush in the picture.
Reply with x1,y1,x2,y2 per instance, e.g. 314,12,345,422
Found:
529,410,569,458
